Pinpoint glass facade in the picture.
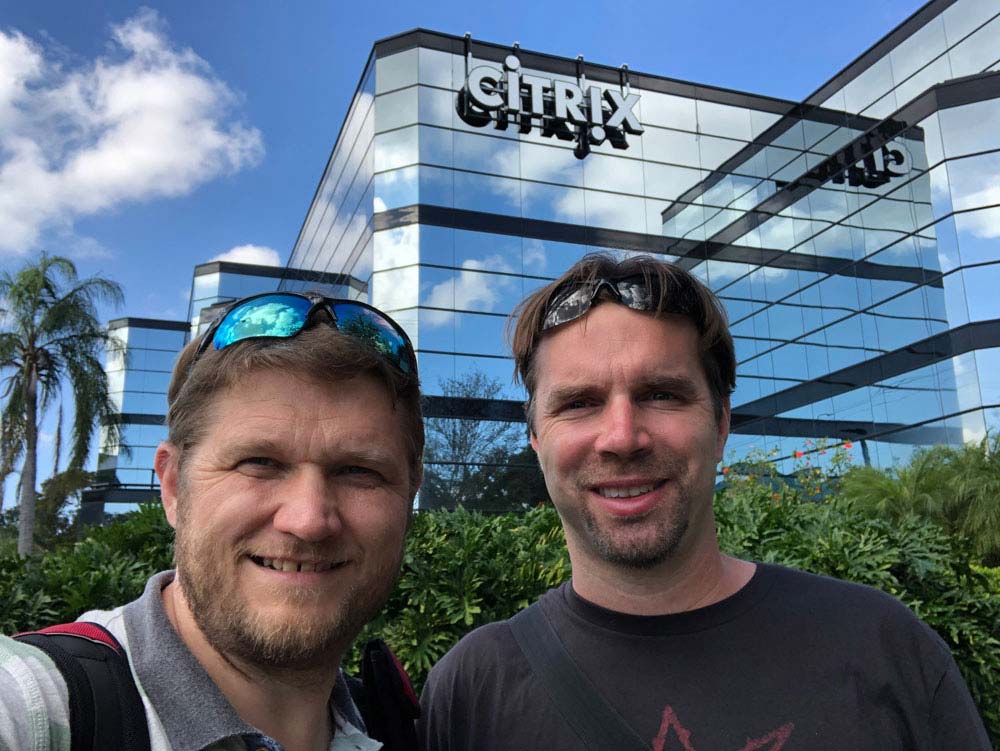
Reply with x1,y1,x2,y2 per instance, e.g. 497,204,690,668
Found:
284,0,1000,508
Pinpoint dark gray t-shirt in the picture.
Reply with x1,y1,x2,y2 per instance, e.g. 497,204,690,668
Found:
419,563,990,750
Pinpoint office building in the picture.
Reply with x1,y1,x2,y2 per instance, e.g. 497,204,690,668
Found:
284,0,1000,508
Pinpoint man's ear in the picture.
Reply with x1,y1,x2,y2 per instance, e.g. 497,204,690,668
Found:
716,397,731,462
155,442,182,529
529,429,539,453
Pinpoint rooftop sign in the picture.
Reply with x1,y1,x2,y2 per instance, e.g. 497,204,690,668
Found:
457,54,643,159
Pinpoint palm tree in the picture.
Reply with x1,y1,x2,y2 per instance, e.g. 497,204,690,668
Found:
0,253,123,557
841,435,1000,566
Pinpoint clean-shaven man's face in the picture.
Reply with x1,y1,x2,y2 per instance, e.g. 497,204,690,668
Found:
529,303,729,571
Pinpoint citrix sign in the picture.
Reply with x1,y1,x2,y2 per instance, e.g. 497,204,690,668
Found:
457,53,643,159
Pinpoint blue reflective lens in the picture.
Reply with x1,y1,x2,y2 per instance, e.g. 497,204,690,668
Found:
212,294,313,350
331,303,412,374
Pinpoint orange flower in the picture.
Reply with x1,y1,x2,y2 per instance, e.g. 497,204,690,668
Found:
721,466,729,474
843,441,853,449
794,450,804,458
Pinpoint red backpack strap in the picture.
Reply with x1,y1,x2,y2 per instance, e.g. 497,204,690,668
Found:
19,622,126,652
14,622,151,751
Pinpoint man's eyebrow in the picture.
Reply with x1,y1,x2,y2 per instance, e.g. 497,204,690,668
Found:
542,384,599,406
217,439,286,459
637,374,700,394
542,375,700,405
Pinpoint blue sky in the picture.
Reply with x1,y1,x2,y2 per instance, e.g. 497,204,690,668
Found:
0,0,925,491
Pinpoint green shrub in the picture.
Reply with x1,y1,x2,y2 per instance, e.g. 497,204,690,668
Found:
1,491,996,743
347,506,569,679
0,504,172,632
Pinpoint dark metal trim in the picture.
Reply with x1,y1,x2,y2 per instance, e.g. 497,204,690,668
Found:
372,29,799,114
118,413,166,426
373,204,941,287
419,393,963,446
732,318,1000,430
81,487,160,506
728,415,962,445
194,261,368,292
422,395,524,421
107,318,189,332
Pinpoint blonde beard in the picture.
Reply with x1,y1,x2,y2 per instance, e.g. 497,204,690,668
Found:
172,498,401,672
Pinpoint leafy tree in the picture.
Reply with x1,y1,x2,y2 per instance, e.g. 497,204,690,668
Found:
471,445,549,513
421,371,527,510
839,435,1000,566
0,253,123,557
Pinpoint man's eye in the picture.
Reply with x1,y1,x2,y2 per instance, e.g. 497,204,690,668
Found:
649,391,675,401
340,466,386,483
239,457,279,470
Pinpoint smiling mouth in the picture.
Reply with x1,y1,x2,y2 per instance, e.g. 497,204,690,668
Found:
248,555,343,573
594,481,665,499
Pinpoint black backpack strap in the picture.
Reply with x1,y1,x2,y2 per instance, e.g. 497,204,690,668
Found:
14,622,151,751
348,639,420,751
509,602,652,751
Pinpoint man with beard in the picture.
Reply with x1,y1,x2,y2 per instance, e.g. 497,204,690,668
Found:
0,293,423,751
418,254,989,751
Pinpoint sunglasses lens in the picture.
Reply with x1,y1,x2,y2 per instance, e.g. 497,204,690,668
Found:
212,294,314,351
331,303,413,374
543,286,595,330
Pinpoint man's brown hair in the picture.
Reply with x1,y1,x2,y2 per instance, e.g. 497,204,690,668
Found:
166,316,424,491
509,252,736,429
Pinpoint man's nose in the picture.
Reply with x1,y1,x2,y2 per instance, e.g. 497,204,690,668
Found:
592,397,651,458
271,468,342,541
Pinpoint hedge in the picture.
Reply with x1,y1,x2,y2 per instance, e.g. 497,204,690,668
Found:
1,496,997,744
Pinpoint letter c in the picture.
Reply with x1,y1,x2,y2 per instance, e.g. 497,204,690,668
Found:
467,66,504,110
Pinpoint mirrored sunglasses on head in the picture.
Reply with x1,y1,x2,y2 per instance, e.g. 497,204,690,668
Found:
194,292,417,375
542,276,655,331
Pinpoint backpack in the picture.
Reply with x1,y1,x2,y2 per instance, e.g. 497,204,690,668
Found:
14,623,420,751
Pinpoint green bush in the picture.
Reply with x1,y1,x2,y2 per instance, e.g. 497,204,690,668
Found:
347,506,569,679
0,504,172,633
1,492,996,743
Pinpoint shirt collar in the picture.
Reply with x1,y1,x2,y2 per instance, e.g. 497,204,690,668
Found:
122,570,373,751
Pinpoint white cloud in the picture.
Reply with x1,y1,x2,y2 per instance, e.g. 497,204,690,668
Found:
210,243,281,266
954,188,1000,240
422,255,517,328
0,10,263,255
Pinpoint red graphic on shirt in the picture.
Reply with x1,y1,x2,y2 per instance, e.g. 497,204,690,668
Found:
652,705,794,751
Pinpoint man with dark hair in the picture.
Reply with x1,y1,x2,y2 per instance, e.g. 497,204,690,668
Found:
1,293,423,751
419,254,989,750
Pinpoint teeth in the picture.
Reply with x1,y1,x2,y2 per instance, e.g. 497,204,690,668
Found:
252,556,337,573
599,484,655,499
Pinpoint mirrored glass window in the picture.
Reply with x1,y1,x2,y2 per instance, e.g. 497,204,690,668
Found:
376,49,418,94
375,87,418,133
